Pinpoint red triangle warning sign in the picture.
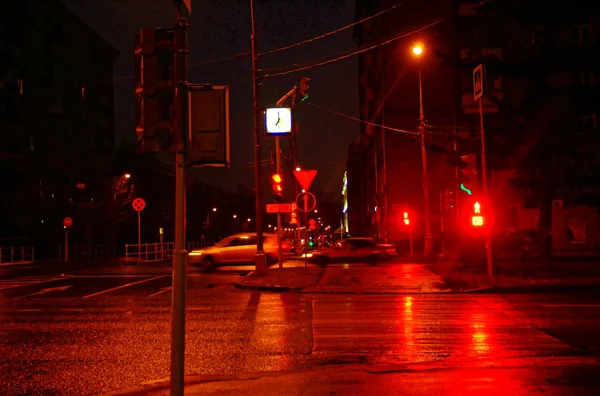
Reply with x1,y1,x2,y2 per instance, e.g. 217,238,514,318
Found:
293,170,317,191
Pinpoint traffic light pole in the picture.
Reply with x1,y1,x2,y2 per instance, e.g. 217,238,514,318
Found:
478,97,493,282
418,68,433,256
250,0,266,275
275,136,283,268
171,5,188,395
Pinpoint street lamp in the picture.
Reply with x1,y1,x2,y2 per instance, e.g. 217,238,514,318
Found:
124,173,131,179
232,214,237,219
412,42,433,256
247,218,252,222
212,207,217,212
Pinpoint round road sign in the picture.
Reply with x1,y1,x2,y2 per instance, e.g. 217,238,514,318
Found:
132,198,146,212
296,192,317,213
63,217,73,227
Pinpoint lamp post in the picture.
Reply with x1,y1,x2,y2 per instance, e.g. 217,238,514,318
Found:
412,43,433,256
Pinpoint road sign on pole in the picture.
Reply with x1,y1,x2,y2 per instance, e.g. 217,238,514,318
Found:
63,217,72,263
266,203,294,213
293,169,317,191
296,192,317,213
132,198,146,265
473,64,484,100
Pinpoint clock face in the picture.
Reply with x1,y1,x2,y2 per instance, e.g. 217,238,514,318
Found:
265,107,292,134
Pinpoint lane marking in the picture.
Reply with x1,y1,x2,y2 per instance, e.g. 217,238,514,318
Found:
0,276,67,291
541,304,600,308
67,275,157,278
82,275,167,299
148,286,172,298
20,285,72,299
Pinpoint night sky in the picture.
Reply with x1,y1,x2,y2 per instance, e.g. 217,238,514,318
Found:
61,0,359,197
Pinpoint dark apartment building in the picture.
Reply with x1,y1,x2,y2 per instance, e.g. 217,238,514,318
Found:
349,0,600,253
0,0,118,254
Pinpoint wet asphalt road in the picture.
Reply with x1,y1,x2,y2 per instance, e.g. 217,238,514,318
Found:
1,263,600,395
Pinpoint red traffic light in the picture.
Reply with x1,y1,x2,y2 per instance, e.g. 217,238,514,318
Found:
272,173,283,202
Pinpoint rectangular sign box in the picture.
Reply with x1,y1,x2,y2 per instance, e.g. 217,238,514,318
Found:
266,203,294,213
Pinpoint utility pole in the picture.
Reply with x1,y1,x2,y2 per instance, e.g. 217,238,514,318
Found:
275,137,283,268
479,93,493,282
250,0,266,274
170,2,189,395
418,68,433,256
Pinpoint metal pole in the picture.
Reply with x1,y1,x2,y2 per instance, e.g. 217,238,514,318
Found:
409,227,413,257
171,6,188,395
276,136,283,268
137,210,141,264
250,0,266,274
419,68,433,256
65,229,69,262
304,200,308,274
479,97,494,282
439,190,445,256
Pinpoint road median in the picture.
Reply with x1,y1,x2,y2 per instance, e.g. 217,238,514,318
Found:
235,266,323,291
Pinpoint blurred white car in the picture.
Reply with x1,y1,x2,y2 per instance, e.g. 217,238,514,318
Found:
188,233,292,271
309,237,397,266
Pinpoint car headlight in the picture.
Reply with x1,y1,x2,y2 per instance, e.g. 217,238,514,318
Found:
189,251,204,256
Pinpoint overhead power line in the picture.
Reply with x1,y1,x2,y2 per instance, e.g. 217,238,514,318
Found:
258,0,416,57
259,0,494,78
261,83,419,135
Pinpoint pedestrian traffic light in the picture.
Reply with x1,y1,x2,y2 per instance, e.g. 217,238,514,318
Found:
403,211,410,226
297,76,311,102
472,201,484,227
134,27,176,153
272,173,283,202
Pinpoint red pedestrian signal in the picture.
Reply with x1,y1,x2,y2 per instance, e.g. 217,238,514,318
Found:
403,211,410,226
272,173,283,202
471,201,484,227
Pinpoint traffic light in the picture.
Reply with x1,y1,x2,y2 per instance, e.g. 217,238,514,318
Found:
442,189,456,213
134,27,176,152
272,173,283,202
297,76,311,102
459,154,478,195
471,201,484,227
403,211,410,226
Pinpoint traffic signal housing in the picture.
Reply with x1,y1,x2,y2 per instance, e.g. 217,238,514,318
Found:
403,211,410,226
471,201,484,227
272,173,283,202
297,77,311,102
442,189,456,213
459,154,478,195
134,27,176,152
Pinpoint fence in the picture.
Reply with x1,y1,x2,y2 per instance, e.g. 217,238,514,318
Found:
0,246,35,265
57,245,116,262
125,242,174,262
124,241,208,263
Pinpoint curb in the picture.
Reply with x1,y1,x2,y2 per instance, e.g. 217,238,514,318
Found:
234,283,293,292
465,283,600,294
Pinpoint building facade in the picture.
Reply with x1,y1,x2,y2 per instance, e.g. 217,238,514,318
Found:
350,0,600,253
0,0,118,256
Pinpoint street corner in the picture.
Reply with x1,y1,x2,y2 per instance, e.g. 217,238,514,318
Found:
234,265,324,292
301,263,452,294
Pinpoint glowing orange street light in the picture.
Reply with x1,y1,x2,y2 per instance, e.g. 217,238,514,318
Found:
412,44,423,56
124,173,131,179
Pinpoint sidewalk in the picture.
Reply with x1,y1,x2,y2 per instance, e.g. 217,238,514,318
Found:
236,262,449,294
428,260,600,293
0,257,129,279
106,356,600,395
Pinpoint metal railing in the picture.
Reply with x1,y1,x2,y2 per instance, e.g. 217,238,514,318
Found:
57,245,116,262
125,242,174,262
187,241,209,251
0,246,35,265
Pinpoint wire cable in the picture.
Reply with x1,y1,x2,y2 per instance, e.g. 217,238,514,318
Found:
261,82,419,135
260,0,493,78
258,0,415,57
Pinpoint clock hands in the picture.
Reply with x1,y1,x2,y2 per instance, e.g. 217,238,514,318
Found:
275,112,280,126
